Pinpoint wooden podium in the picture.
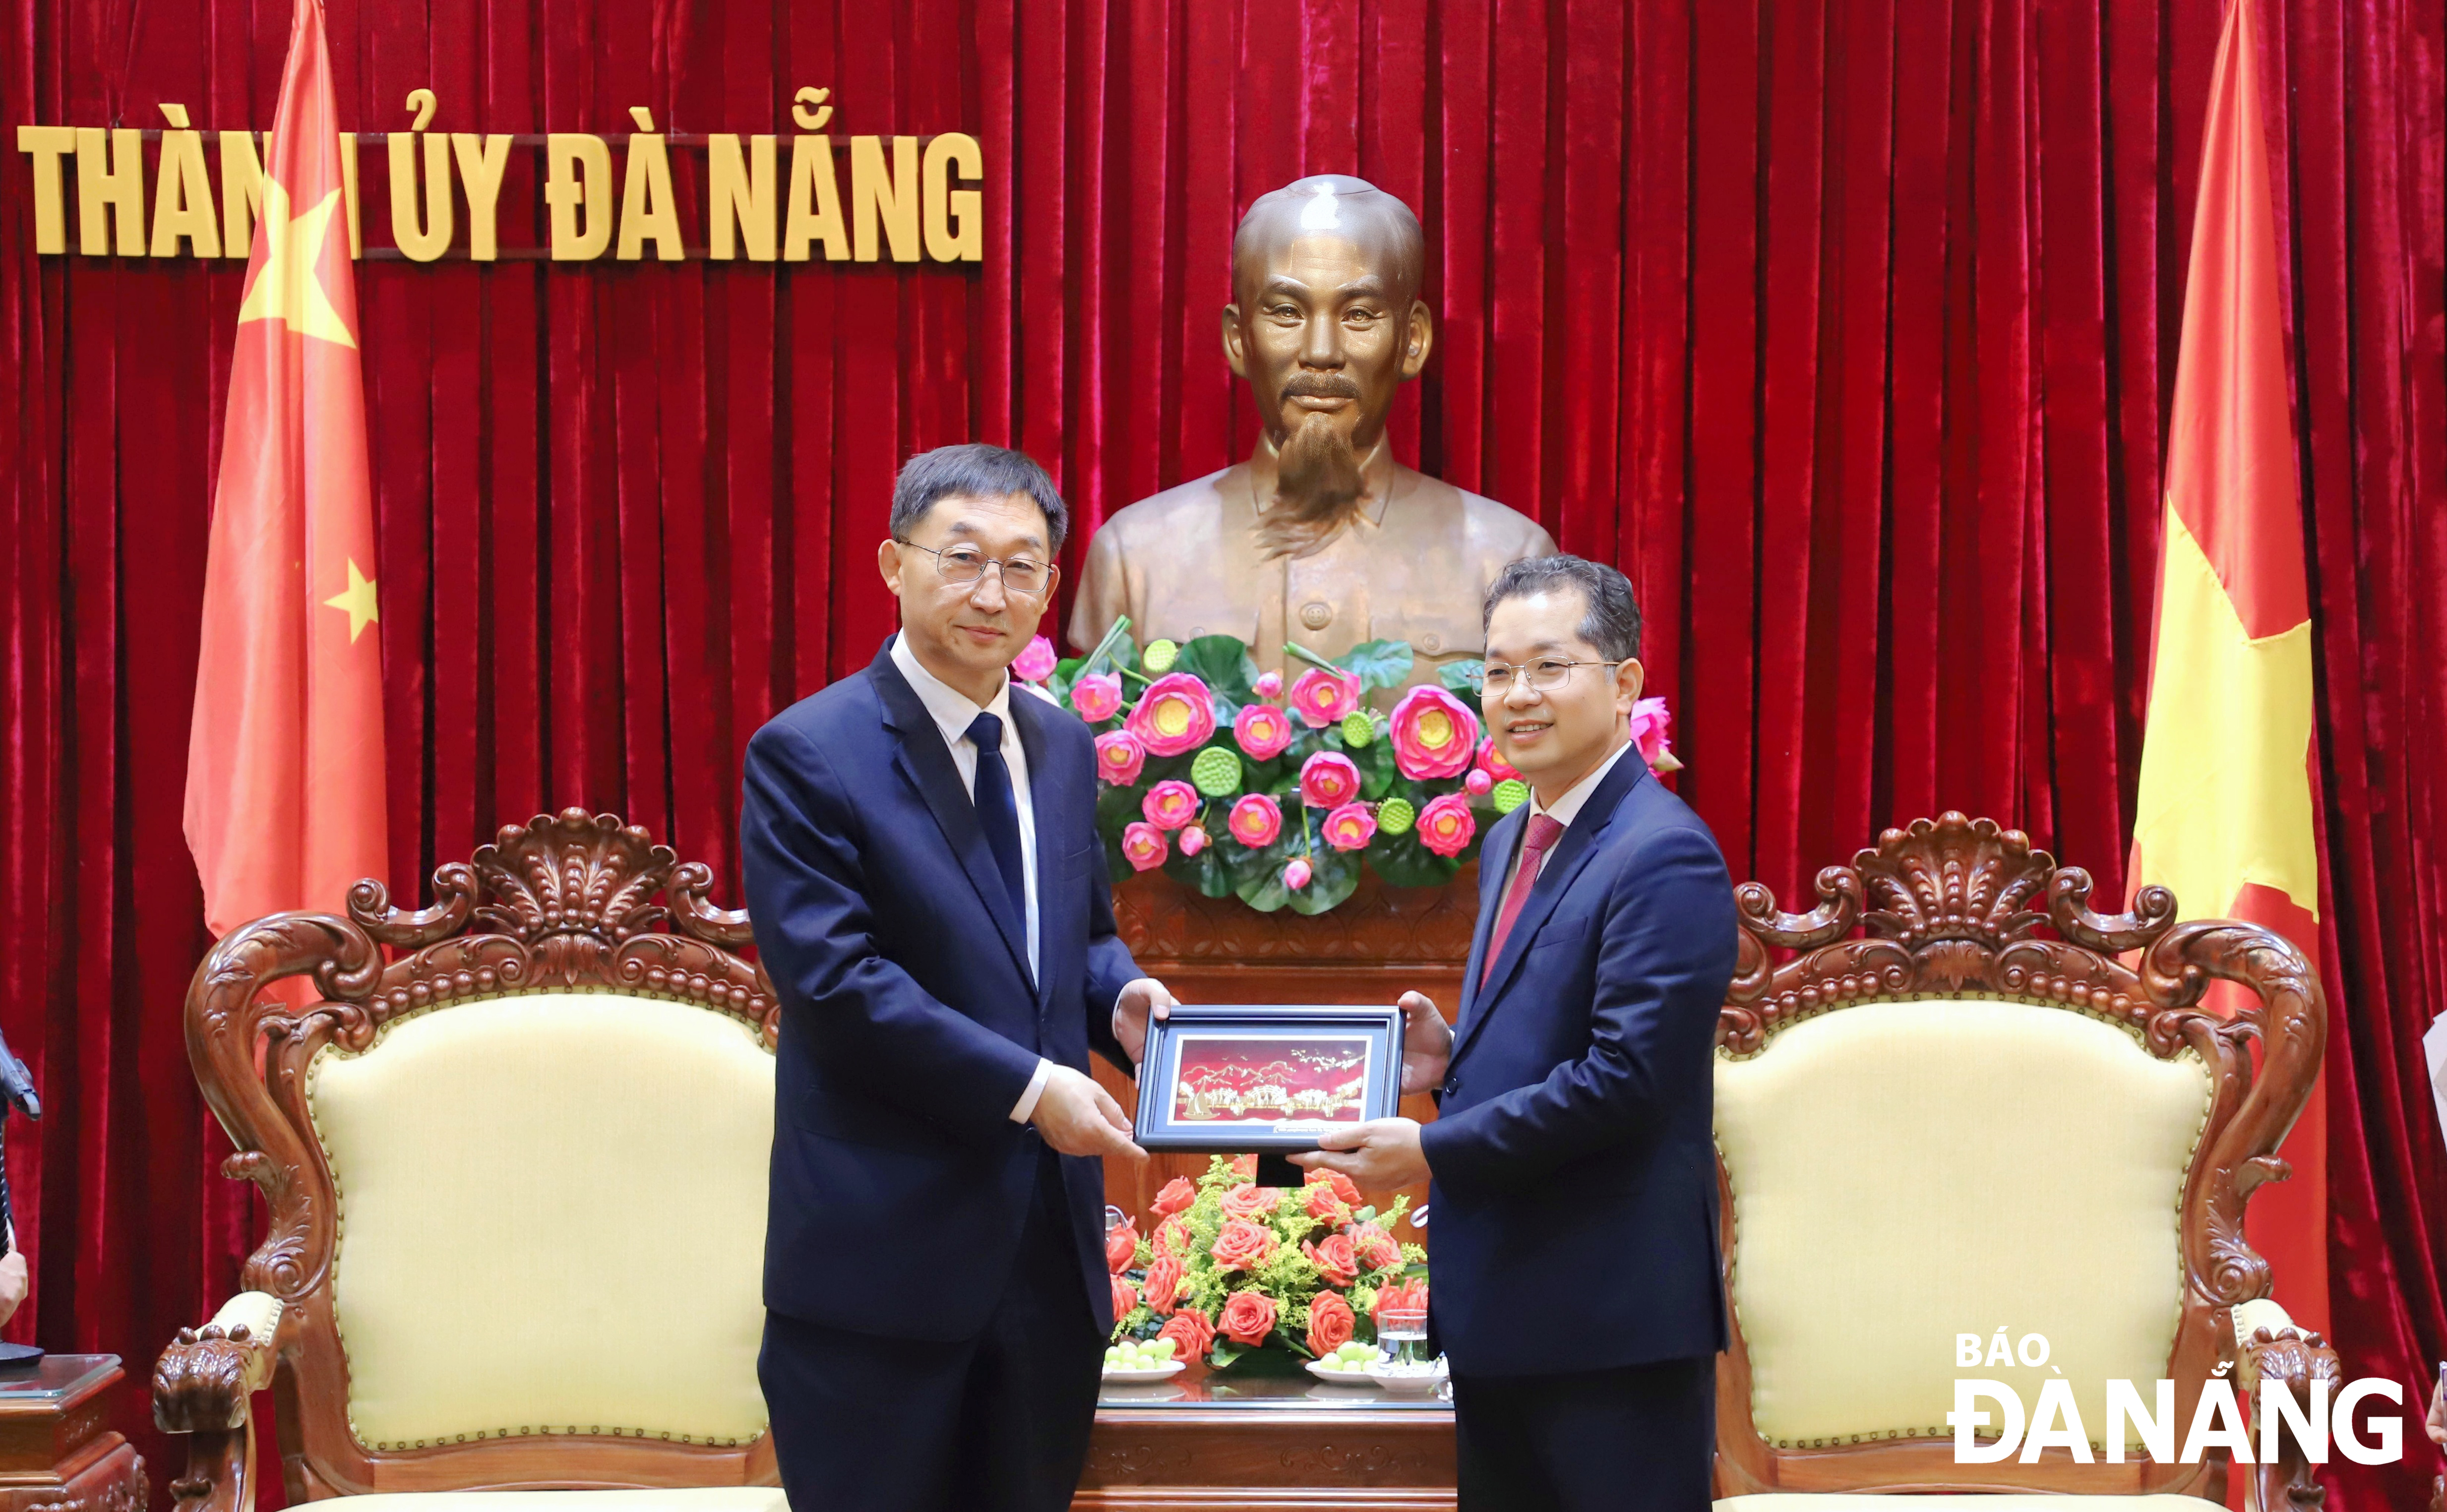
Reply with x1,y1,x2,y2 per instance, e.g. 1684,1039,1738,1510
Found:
1083,868,1473,1510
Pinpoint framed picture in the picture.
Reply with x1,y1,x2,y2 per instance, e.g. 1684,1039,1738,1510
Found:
1135,1003,1406,1153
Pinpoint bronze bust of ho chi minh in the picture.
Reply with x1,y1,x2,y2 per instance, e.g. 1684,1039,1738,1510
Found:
1070,174,1555,689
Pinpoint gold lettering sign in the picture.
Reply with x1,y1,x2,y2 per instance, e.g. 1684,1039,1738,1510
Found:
10,90,984,265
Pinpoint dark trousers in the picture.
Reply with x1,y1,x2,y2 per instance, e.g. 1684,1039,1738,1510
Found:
759,1148,1103,1512
1451,1353,1715,1512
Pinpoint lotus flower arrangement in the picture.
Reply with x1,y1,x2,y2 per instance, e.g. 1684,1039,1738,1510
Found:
1044,621,1679,914
1108,1155,1427,1370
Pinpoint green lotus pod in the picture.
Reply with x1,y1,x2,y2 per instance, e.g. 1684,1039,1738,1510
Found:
1340,711,1375,747
1491,779,1530,814
1376,796,1416,835
1190,746,1242,797
1142,639,1179,672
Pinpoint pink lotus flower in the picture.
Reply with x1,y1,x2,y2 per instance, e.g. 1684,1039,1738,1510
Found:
1121,821,1168,871
1227,793,1283,848
1321,802,1377,851
1142,780,1199,830
1288,667,1361,728
1179,825,1209,856
1629,696,1676,769
1233,703,1294,761
1416,792,1477,858
1283,857,1312,890
1299,752,1361,808
1253,670,1284,697
1126,673,1218,757
1013,635,1057,684
1095,729,1146,785
1070,672,1124,723
1465,768,1493,796
1389,685,1481,780
1474,737,1519,782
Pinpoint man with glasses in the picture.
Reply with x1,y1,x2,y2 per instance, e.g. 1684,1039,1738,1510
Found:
1296,554,1737,1509
741,443,1178,1512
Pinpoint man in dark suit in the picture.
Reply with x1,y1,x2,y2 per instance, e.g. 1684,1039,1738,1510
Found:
740,443,1176,1512
1297,554,1737,1510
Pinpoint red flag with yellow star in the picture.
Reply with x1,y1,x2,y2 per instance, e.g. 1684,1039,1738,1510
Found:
2130,0,2325,1339
184,0,384,936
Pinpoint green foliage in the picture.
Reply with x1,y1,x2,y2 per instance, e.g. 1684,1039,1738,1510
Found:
1438,658,1486,697
1341,638,1417,693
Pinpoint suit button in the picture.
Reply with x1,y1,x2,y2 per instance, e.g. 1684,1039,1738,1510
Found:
1444,1078,1459,1096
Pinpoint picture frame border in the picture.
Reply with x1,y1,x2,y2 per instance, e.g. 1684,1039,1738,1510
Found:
1134,1002,1406,1153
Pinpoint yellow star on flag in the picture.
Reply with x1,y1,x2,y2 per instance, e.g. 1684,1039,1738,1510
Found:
323,558,379,642
236,178,357,348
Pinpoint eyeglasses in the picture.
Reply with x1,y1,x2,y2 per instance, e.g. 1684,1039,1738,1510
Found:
1479,658,1619,694
896,540,1055,598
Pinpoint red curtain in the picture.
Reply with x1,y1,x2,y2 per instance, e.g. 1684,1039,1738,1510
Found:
0,0,2440,1505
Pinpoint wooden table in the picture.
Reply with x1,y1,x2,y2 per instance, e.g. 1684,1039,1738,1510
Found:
1076,1367,1455,1511
0,1355,145,1512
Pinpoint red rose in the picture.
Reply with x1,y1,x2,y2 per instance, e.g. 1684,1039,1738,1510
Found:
1372,1277,1428,1321
1220,1182,1282,1220
1304,1184,1346,1222
1307,1292,1356,1357
1106,1219,1140,1274
1348,1221,1402,1272
1152,1177,1198,1217
1304,1168,1364,1208
1219,1289,1279,1347
1111,1275,1139,1321
1230,1154,1258,1178
1209,1217,1278,1272
1142,1253,1185,1314
1157,1307,1215,1361
1153,1214,1192,1259
1302,1233,1359,1288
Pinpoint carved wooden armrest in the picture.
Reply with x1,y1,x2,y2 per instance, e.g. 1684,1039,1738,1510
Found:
2227,1297,2342,1512
153,1293,288,1512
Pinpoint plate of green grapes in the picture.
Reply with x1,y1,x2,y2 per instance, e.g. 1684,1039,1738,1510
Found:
1101,1336,1185,1382
1305,1342,1389,1384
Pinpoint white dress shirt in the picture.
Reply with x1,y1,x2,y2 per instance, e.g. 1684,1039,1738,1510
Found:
1500,736,1639,895
889,634,1054,1122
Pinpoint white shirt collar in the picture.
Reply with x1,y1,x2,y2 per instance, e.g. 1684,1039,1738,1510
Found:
890,632,1013,746
1529,736,1638,830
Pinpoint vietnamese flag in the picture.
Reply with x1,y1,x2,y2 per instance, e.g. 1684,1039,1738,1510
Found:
184,0,384,937
2130,0,2325,1340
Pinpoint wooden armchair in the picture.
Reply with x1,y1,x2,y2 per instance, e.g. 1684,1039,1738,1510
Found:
1710,814,2337,1509
153,812,783,1512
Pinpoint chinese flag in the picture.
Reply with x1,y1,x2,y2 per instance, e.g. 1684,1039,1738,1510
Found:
2130,0,2325,1342
184,0,384,937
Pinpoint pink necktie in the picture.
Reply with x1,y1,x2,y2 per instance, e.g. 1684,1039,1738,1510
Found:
1481,814,1567,988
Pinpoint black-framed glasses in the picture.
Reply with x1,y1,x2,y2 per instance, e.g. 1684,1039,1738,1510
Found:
1479,658,1620,694
895,540,1055,598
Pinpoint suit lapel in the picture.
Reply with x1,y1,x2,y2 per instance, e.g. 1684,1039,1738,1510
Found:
1455,810,1520,1027
1449,756,1652,1068
868,641,1035,987
1011,690,1063,1005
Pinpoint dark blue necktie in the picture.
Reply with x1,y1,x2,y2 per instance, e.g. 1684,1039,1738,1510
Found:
965,711,1028,934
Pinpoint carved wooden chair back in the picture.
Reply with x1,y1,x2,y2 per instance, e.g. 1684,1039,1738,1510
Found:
155,811,780,1509
1710,814,2327,1502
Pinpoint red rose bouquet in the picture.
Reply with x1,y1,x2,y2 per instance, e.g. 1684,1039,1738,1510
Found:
1107,1156,1428,1369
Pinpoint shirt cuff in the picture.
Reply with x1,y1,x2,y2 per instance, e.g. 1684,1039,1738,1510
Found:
1009,1057,1054,1123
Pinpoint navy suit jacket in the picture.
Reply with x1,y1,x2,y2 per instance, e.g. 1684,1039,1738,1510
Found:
1416,752,1738,1377
740,637,1144,1342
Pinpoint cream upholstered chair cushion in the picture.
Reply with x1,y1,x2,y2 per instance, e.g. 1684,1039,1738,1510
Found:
1717,1497,2221,1510
306,992,773,1451
338,1493,787,1512
1722,1487,2222,1497
1714,999,2213,1450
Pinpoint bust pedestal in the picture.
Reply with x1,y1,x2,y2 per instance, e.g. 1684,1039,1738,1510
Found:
0,1356,145,1512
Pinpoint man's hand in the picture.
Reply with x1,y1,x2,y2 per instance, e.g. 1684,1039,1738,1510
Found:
2426,1370,2445,1449
1031,1064,1148,1163
1398,990,1453,1095
0,1250,25,1329
1292,1117,1430,1190
1114,977,1178,1065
